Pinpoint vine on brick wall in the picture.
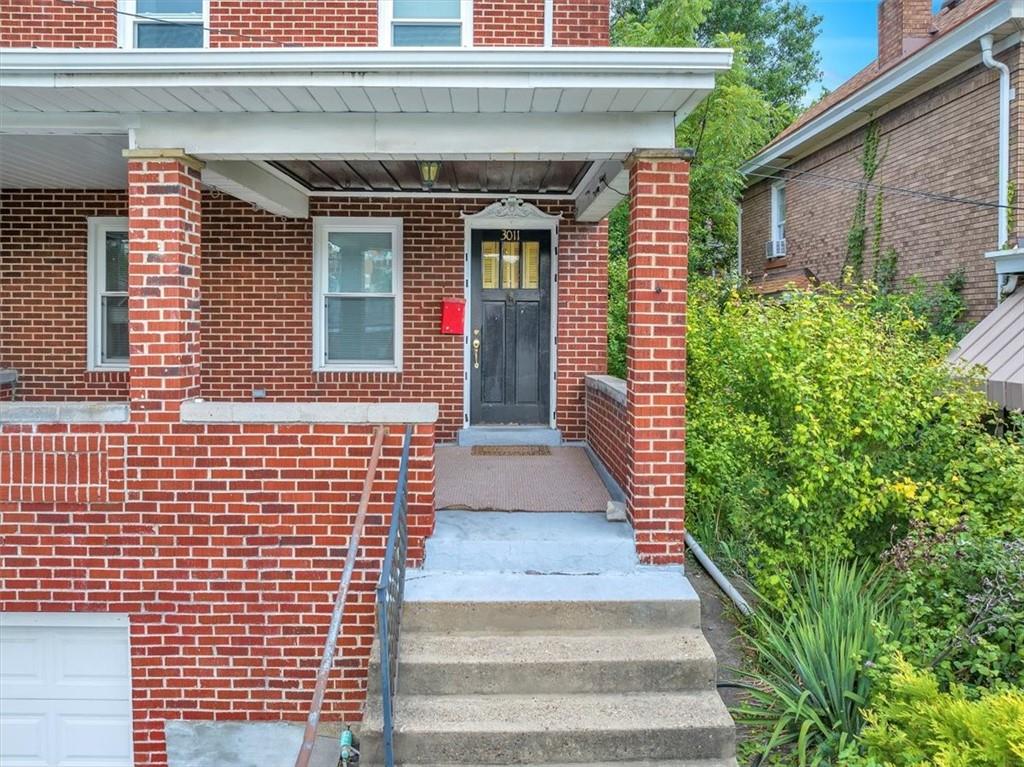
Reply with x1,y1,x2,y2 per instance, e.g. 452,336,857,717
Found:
844,121,884,281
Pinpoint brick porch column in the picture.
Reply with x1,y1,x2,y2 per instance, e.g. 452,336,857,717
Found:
124,150,203,420
625,148,692,565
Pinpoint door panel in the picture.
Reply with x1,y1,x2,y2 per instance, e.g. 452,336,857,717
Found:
470,229,551,424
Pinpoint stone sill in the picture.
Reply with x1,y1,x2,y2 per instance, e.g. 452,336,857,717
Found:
586,374,626,407
180,400,439,424
0,401,130,424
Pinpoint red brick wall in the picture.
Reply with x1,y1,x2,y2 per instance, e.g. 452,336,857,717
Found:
209,1,378,47
0,191,130,400
626,151,689,565
742,53,1015,322
0,0,608,48
0,0,117,47
553,0,609,46
585,379,628,494
474,0,544,45
2,192,608,441
0,418,435,766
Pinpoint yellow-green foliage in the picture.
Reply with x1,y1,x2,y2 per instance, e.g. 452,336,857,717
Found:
686,278,1024,602
851,656,1024,766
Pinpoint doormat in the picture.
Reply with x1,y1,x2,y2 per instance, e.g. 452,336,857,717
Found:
470,445,552,456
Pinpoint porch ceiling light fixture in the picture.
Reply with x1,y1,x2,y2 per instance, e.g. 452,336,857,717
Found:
418,160,441,190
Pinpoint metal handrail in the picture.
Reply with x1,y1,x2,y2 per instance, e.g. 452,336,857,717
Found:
375,423,414,767
294,425,387,767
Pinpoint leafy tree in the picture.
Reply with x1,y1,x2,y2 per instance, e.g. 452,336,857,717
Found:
612,0,822,111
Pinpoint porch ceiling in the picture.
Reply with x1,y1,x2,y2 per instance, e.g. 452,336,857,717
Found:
0,46,734,220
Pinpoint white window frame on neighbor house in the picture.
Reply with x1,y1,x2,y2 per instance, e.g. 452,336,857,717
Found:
87,217,130,372
769,180,786,256
117,0,210,49
312,217,404,373
378,0,474,48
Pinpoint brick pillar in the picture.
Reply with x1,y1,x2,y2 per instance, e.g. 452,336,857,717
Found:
625,148,692,565
124,150,203,420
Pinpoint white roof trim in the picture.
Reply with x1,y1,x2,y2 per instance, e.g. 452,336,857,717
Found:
0,46,733,77
741,0,1024,177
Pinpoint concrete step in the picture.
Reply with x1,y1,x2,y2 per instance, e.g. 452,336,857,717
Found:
403,569,700,632
367,629,718,695
359,691,736,764
423,512,638,573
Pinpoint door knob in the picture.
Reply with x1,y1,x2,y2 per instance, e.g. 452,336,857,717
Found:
472,337,481,369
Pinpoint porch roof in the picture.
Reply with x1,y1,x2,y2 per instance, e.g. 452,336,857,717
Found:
0,46,733,220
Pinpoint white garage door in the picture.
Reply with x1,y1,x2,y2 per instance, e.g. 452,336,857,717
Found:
0,613,133,767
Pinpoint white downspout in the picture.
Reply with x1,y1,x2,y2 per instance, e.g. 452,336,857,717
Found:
543,0,554,47
980,34,1013,298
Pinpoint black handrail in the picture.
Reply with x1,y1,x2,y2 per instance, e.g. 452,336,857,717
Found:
375,423,414,767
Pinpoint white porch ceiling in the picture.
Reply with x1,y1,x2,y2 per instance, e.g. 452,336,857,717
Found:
0,47,734,220
0,134,128,188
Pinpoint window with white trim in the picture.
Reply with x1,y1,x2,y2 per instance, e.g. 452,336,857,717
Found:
313,218,403,372
770,181,786,244
87,217,130,370
118,0,209,49
379,0,473,47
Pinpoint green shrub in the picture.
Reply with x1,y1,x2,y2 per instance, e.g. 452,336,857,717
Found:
735,558,901,765
686,278,1021,601
888,518,1024,689
848,655,1024,766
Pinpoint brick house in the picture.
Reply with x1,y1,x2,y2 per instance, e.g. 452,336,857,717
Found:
0,3,734,766
740,0,1024,321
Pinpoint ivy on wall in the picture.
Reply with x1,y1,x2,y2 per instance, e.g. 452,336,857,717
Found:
844,120,884,281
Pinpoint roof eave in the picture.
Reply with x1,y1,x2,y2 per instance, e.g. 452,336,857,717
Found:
740,0,1024,179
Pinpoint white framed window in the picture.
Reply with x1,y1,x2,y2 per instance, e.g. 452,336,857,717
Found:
770,180,786,244
378,0,473,47
118,0,209,49
313,218,404,372
87,217,130,371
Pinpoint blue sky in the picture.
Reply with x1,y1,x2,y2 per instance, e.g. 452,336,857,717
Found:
804,0,941,97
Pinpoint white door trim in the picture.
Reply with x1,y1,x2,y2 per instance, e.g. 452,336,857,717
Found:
460,198,561,430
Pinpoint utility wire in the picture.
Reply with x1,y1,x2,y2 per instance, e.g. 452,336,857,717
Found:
56,0,292,47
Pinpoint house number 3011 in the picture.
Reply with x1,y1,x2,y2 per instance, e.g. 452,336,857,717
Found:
501,229,521,241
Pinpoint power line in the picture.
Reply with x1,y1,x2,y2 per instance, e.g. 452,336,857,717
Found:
752,161,1021,214
56,0,291,47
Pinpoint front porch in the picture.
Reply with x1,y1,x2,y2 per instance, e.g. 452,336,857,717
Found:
0,43,732,766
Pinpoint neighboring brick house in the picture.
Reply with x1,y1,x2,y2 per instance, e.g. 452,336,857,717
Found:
0,3,733,766
740,0,1024,321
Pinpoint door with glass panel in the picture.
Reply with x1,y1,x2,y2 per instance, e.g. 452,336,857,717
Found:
470,229,551,425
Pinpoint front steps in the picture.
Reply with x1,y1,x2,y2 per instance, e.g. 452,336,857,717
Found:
359,512,737,766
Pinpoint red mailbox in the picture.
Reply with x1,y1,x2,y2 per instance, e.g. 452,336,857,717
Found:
440,298,466,335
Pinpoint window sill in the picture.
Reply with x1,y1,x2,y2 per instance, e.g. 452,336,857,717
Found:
87,365,130,374
314,364,403,374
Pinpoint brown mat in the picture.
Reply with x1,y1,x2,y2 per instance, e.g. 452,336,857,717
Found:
471,445,551,456
436,446,611,512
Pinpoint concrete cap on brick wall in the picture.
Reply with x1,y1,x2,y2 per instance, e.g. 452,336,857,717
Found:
0,401,130,423
586,375,627,407
179,399,439,424
625,148,696,168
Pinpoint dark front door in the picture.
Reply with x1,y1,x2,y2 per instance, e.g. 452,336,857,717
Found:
470,228,552,425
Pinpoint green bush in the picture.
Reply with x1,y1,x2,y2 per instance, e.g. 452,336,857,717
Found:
685,278,1023,601
734,558,901,765
847,655,1024,766
888,518,1024,689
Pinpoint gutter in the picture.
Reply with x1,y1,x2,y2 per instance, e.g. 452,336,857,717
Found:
0,46,734,75
980,34,1015,301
